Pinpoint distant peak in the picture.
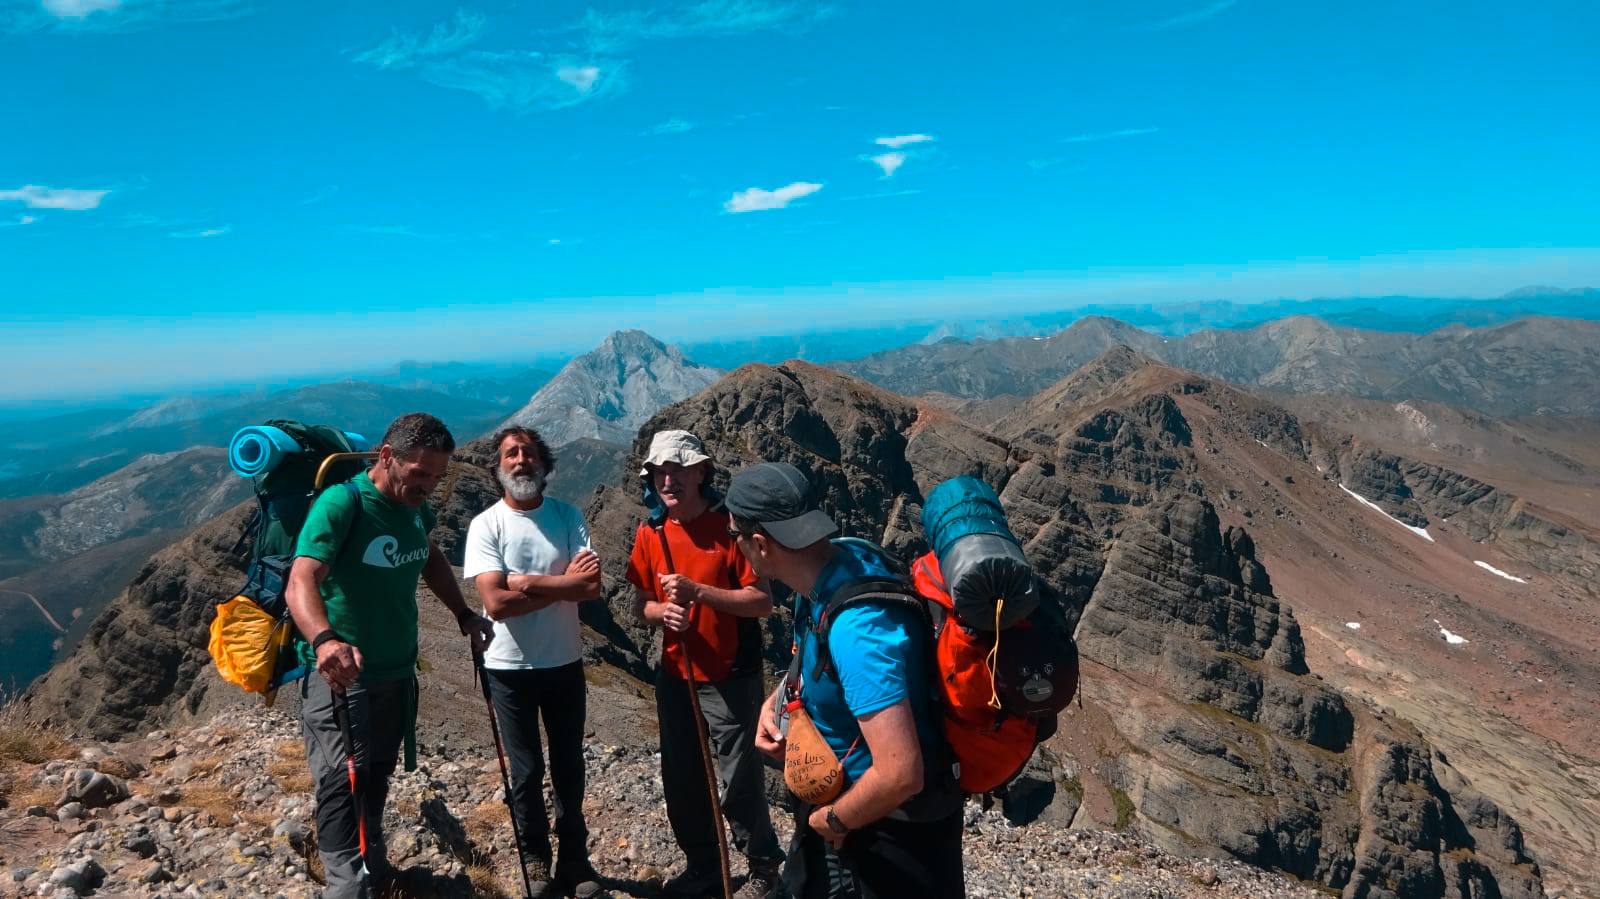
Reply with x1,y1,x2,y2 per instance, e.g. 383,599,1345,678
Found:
599,329,668,351
1501,285,1598,299
1067,314,1140,332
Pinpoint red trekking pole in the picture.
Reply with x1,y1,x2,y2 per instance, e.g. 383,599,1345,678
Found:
331,691,368,862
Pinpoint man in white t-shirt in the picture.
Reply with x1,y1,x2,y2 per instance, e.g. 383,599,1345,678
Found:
464,426,603,898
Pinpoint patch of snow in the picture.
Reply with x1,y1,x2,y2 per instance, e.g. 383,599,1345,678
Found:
1255,439,1269,448
1474,560,1527,583
1433,618,1469,645
1338,484,1435,542
1031,336,1044,341
1345,622,1362,630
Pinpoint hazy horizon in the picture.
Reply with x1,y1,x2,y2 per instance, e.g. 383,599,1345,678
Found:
3,280,1596,412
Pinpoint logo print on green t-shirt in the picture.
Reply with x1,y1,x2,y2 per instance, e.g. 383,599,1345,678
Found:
361,535,428,569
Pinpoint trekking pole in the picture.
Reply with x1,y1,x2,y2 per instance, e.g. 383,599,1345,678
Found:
680,613,735,899
655,525,734,899
475,650,536,899
331,690,369,863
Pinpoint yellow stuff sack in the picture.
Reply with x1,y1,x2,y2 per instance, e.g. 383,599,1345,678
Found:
209,596,289,694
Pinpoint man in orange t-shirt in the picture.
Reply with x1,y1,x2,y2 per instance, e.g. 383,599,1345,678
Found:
627,430,782,898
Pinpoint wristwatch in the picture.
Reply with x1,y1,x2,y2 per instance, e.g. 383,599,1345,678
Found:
824,806,849,836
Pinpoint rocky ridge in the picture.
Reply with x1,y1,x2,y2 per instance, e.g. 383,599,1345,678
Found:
0,705,1334,899
575,358,1548,898
15,351,1573,897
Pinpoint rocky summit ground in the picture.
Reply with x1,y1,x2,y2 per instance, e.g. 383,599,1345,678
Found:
0,705,1333,899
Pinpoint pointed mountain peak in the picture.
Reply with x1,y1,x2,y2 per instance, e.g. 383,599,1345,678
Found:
501,330,721,446
597,329,670,355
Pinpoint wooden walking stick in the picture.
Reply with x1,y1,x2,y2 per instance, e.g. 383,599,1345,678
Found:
655,524,735,899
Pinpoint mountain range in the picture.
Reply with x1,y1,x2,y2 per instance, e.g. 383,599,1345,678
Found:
23,324,1600,893
836,314,1600,418
0,381,513,499
6,306,1600,895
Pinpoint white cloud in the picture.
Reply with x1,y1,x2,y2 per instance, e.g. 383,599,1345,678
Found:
875,133,934,149
300,185,339,206
645,117,695,136
556,65,601,94
355,1,813,115
1146,0,1238,30
870,152,905,178
354,12,622,114
1061,127,1159,144
724,181,822,213
572,0,829,53
0,185,109,210
169,225,230,239
354,9,487,69
0,214,39,228
42,0,119,18
9,0,251,32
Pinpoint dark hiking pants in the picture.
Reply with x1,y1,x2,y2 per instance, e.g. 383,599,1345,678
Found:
300,673,415,899
784,806,966,899
484,661,590,864
656,670,784,874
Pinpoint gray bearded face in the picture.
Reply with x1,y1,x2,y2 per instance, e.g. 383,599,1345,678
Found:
497,467,546,502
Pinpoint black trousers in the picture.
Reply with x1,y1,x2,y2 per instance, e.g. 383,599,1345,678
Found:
784,806,966,899
484,661,589,862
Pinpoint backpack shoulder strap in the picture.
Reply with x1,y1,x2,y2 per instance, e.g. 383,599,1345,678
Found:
813,578,932,680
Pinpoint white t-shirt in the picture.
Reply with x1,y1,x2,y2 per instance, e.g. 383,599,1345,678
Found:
462,497,592,671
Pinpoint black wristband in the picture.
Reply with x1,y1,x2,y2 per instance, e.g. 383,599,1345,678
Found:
310,629,344,651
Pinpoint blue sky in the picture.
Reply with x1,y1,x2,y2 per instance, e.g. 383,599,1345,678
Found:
3,0,1599,400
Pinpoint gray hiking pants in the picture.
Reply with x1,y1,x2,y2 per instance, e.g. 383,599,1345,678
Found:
656,670,784,874
300,673,414,899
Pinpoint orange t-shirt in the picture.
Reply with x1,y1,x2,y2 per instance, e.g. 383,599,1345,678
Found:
626,507,761,682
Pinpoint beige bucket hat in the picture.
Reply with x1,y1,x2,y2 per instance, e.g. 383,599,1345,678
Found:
639,429,713,476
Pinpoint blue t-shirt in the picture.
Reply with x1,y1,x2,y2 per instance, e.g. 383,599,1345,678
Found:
796,540,941,783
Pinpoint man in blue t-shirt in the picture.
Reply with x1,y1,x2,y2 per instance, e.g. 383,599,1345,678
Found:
727,462,964,899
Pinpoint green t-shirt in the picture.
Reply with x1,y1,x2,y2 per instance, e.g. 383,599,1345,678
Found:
294,471,436,682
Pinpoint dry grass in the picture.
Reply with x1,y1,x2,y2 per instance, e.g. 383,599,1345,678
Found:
8,779,60,812
240,804,279,830
267,740,313,794
177,782,241,825
96,756,142,780
463,801,507,846
465,858,511,899
170,756,220,784
0,698,74,767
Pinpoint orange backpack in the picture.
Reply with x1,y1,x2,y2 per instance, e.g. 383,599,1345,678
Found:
910,552,1078,793
807,539,1079,796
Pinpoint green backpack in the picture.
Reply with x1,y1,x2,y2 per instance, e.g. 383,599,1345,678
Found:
212,420,371,698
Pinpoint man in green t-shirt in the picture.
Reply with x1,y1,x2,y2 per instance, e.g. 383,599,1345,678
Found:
286,412,493,899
